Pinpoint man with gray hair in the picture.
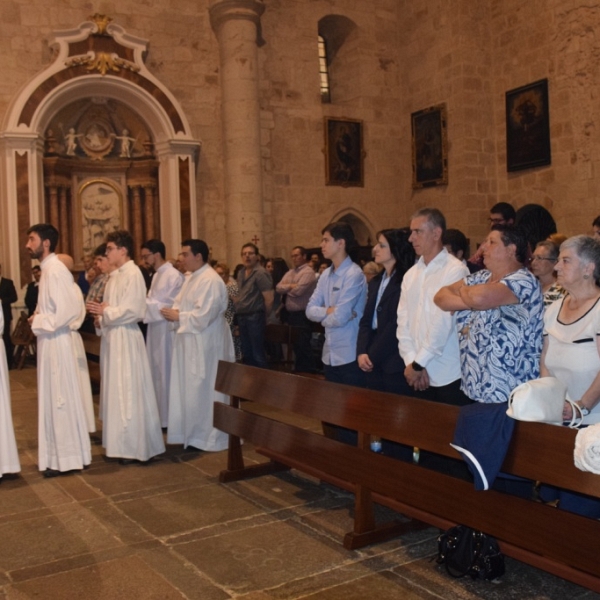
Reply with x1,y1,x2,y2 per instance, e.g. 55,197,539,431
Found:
397,208,470,405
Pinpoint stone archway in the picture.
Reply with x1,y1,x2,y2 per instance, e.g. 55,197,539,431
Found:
0,14,201,287
330,208,376,247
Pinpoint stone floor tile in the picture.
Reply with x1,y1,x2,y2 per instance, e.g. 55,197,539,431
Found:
172,518,353,595
82,498,154,545
7,554,191,599
81,457,211,499
227,470,351,514
136,544,232,600
294,571,441,600
116,481,265,537
0,504,123,572
0,473,77,519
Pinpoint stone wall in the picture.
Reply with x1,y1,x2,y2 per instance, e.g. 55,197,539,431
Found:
491,0,600,239
259,0,405,257
1,0,600,264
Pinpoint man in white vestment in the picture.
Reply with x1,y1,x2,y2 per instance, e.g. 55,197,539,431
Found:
141,239,184,428
87,230,165,464
161,239,235,451
26,224,91,477
57,254,96,434
0,308,20,478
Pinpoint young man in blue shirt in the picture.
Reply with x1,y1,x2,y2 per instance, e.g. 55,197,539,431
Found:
306,222,367,386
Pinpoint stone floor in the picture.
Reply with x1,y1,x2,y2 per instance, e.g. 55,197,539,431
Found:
0,365,599,599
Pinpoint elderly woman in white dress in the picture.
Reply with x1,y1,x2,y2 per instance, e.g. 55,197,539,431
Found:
539,235,600,517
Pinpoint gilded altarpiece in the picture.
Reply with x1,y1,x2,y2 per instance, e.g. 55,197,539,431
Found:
43,98,159,265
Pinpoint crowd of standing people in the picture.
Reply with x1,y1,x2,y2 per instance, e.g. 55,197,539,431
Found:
0,205,599,520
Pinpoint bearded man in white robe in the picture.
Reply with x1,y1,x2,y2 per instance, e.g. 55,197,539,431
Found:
141,239,184,428
161,239,235,451
26,224,91,477
87,230,164,464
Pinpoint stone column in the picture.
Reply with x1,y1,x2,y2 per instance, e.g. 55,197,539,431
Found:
130,186,143,259
47,186,59,232
144,185,156,240
209,0,265,264
59,186,70,255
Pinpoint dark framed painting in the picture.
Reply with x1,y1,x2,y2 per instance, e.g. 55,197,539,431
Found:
506,78,551,172
411,104,448,188
324,117,364,187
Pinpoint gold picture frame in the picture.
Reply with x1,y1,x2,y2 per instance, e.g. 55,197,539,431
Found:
324,117,364,187
411,103,448,188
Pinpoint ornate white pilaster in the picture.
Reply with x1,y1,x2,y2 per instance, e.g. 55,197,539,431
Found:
210,0,266,264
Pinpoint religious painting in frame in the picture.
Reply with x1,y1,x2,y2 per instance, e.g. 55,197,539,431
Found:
506,78,551,172
324,117,364,187
411,103,448,188
77,178,124,258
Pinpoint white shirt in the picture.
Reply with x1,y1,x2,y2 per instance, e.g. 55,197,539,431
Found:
397,248,468,386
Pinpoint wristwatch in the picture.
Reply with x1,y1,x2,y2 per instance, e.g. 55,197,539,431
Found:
412,361,424,372
578,404,590,417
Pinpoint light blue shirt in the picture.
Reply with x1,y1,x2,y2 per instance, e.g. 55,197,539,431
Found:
306,256,367,366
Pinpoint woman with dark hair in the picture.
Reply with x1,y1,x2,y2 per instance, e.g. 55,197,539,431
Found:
357,228,415,395
435,225,544,405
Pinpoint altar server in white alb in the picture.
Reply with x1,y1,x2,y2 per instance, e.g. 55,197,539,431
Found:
56,254,96,433
26,224,91,477
87,230,165,464
161,239,235,451
141,239,184,428
0,307,20,479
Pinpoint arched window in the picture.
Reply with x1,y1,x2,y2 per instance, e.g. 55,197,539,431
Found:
318,15,358,105
318,36,331,103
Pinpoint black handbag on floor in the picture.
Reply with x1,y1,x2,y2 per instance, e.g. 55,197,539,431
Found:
436,525,505,580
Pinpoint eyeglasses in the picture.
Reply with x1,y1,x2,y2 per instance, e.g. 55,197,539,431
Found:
105,245,119,253
489,218,506,225
140,253,152,260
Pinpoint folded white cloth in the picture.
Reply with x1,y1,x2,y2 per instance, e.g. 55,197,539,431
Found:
574,424,600,474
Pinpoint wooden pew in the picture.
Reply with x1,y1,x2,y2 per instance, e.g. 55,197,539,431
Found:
80,331,101,388
214,361,600,593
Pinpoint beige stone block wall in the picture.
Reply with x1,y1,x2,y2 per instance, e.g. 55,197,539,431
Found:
4,0,600,263
491,0,600,240
398,1,498,250
259,0,406,257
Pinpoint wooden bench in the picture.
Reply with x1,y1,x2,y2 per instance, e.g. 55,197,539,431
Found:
214,361,600,592
11,312,36,369
80,331,101,388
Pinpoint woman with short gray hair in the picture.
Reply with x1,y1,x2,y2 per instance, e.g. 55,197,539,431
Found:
539,234,600,516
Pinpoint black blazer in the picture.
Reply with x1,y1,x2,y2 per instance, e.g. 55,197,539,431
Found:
357,270,405,374
0,277,17,324
24,282,39,317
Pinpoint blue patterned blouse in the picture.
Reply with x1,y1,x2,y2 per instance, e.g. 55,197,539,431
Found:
456,268,544,403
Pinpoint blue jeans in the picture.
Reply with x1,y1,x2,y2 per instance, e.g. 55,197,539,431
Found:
238,312,268,369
